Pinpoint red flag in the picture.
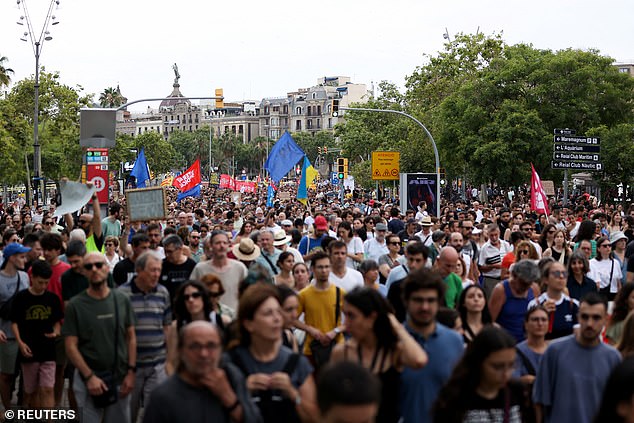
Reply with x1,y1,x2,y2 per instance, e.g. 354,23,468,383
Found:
530,163,550,215
172,159,201,192
219,174,236,190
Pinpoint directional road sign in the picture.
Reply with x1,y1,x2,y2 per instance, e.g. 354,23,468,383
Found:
553,128,576,135
553,152,600,162
551,161,603,171
553,144,601,153
331,172,340,185
371,151,400,181
553,135,600,145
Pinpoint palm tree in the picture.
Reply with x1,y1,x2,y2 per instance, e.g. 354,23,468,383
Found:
98,85,126,108
0,56,14,88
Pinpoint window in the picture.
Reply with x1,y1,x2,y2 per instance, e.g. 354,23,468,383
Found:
312,92,316,99
271,118,277,126
307,106,311,116
328,118,332,128
283,105,288,114
307,120,313,129
296,120,302,131
265,118,270,126
296,106,302,115
239,125,244,134
317,105,322,115
619,67,631,74
264,106,270,114
232,125,236,134
317,119,321,129
273,106,280,112
271,129,280,139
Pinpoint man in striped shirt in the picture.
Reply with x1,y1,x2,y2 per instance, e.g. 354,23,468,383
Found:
119,251,171,422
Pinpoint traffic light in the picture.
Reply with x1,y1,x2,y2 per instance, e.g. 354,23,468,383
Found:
331,99,339,117
337,158,345,179
439,167,446,185
215,88,224,109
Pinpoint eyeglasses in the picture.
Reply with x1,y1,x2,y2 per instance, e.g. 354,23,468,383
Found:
462,226,473,231
191,236,200,239
600,243,611,248
43,221,53,225
83,262,106,271
522,227,534,232
548,230,556,234
517,250,529,255
105,243,115,247
388,241,400,246
183,292,203,301
549,270,568,278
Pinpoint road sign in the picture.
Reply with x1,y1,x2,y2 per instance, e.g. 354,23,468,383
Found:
331,172,339,185
551,161,603,171
553,152,600,162
553,144,601,153
553,128,576,135
371,151,400,180
553,135,600,145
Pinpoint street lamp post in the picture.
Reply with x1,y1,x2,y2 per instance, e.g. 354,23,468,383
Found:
17,0,60,206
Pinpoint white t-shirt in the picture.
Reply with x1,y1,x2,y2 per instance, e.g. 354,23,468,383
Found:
345,237,364,269
589,258,622,293
363,238,388,262
330,268,364,292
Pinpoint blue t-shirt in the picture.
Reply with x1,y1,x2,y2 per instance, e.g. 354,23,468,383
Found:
400,322,464,423
298,235,326,256
513,340,543,378
533,335,621,423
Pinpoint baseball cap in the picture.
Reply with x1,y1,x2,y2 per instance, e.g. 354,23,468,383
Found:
0,243,31,269
314,216,328,230
375,223,388,231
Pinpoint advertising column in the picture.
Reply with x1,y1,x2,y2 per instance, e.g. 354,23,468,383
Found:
86,149,109,204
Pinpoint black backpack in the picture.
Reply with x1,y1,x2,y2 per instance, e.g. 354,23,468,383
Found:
229,350,301,423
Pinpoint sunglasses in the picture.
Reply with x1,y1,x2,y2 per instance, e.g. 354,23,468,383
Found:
44,221,53,225
191,236,200,239
388,242,400,246
183,292,203,301
517,250,529,255
550,270,568,278
83,262,106,271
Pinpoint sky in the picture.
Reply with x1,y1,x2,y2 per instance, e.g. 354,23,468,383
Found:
2,0,633,111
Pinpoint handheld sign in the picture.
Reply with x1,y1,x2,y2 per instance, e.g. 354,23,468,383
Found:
126,187,168,222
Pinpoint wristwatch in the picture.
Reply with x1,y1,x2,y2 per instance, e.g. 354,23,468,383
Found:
333,327,341,335
127,365,137,373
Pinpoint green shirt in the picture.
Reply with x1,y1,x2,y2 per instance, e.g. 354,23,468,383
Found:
443,273,463,309
62,289,136,383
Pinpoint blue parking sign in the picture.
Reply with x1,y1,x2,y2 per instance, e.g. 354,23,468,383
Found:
331,172,339,185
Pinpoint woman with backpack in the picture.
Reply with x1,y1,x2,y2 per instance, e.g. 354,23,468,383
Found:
228,284,317,423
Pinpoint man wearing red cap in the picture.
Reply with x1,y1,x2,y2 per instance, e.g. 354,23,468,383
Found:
298,215,329,262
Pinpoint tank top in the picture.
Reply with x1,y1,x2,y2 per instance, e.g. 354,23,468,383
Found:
344,343,401,423
497,280,534,342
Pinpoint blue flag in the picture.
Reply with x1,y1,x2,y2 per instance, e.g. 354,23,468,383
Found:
177,184,201,202
130,148,150,188
264,131,305,183
266,184,275,208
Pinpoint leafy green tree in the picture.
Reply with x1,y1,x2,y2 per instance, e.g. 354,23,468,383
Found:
2,70,91,181
98,86,126,108
0,56,14,88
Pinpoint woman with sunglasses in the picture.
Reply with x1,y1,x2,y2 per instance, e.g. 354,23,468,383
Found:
331,287,427,423
229,284,317,423
542,229,572,266
103,235,121,272
528,261,579,340
200,274,234,331
589,236,623,300
378,234,402,283
538,223,557,253
458,284,493,345
165,280,213,375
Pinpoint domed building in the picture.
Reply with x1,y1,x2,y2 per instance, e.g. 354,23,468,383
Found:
158,65,202,138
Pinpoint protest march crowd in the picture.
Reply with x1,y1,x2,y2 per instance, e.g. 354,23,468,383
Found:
0,174,634,423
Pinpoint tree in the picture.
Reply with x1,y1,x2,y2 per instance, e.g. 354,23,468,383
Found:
0,56,14,88
2,70,92,182
98,86,126,108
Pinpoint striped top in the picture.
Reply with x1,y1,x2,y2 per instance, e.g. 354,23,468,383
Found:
119,279,172,367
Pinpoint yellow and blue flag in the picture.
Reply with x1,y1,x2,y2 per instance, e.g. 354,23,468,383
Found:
297,156,318,206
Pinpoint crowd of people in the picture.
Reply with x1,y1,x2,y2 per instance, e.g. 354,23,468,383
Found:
0,185,633,423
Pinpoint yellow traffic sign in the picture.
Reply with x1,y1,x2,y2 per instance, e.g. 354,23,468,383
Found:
372,151,400,180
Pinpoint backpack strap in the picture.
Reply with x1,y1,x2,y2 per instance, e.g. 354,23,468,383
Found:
515,347,536,376
282,353,300,376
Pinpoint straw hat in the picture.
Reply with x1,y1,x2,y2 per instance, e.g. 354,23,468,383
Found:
273,230,292,247
232,238,261,261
